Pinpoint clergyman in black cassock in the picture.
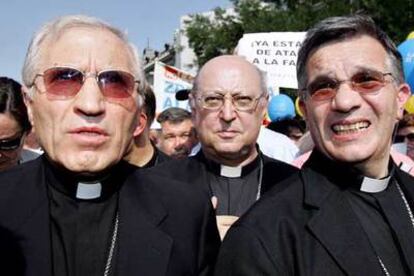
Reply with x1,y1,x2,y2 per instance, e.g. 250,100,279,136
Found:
215,15,414,275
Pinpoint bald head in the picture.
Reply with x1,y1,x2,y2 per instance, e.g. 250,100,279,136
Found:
192,55,267,97
190,55,269,166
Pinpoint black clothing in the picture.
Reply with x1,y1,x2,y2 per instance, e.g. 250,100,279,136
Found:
142,147,171,168
153,150,298,217
44,159,131,276
203,154,261,216
215,150,414,275
346,187,409,275
0,156,220,276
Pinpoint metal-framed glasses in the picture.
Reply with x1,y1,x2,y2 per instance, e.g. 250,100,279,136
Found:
302,70,394,102
196,92,265,111
30,66,139,100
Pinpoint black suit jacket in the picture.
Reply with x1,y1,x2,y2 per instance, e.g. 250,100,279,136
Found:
215,151,414,275
0,157,220,276
152,150,298,200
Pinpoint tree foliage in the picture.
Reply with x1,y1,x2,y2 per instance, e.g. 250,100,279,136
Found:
185,0,414,66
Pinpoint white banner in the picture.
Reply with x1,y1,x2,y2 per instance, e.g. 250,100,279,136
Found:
153,61,194,113
235,32,306,94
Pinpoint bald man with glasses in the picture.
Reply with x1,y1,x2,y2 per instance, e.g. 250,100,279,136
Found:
154,55,298,239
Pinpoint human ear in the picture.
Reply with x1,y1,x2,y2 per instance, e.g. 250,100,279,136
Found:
22,86,35,128
133,112,147,137
396,83,411,121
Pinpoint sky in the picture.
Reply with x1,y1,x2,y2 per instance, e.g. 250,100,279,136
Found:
0,0,231,82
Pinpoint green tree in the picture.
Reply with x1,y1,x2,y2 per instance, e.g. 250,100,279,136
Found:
185,0,413,67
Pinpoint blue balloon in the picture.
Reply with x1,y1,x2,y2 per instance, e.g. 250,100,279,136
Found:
398,39,414,92
268,94,295,122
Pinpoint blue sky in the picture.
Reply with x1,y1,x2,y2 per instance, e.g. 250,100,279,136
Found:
0,0,231,82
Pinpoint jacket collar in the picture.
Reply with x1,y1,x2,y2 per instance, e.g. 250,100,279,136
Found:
301,150,389,275
302,149,395,207
44,156,135,201
197,150,261,178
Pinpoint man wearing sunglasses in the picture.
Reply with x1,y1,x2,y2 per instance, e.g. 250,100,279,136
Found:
154,55,298,239
0,15,219,276
216,15,414,275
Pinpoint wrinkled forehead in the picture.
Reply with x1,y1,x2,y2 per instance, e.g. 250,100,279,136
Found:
38,26,137,72
196,62,263,96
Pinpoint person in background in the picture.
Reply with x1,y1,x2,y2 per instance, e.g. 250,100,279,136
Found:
155,55,298,239
216,15,414,275
156,107,198,159
267,117,306,145
0,77,37,171
394,112,414,160
124,84,170,167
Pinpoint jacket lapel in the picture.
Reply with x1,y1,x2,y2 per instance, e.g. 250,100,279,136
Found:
117,172,173,276
302,168,384,276
11,159,52,276
390,169,414,271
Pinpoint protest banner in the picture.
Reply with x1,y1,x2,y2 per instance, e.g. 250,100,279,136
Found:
153,61,194,112
235,32,306,96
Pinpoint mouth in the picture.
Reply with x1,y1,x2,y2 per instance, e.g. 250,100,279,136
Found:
68,127,109,146
70,127,108,136
331,121,370,135
217,130,239,139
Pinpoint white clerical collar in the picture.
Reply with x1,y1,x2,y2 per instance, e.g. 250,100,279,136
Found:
76,182,102,199
360,175,391,193
220,165,242,178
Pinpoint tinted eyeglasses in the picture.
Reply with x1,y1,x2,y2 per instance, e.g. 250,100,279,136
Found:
0,134,23,151
196,93,265,112
31,67,139,100
303,70,394,102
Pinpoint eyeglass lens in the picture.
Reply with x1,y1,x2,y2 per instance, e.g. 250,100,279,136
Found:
307,70,390,101
42,67,136,100
200,93,259,111
0,136,22,151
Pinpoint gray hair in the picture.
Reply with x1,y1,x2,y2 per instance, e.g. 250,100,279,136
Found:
22,14,146,101
297,15,404,98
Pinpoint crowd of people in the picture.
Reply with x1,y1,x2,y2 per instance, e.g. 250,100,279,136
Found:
0,12,414,276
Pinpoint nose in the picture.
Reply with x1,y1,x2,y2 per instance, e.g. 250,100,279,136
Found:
219,97,237,122
330,83,362,113
173,136,186,148
73,77,105,117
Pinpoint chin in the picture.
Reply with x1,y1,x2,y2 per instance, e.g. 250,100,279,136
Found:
215,145,243,155
325,147,374,164
64,154,116,174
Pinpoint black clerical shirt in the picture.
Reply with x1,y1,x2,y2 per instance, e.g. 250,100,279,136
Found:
44,160,135,276
308,151,414,275
346,183,410,275
203,154,262,216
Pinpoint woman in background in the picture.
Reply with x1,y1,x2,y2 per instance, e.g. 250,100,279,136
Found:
0,77,36,171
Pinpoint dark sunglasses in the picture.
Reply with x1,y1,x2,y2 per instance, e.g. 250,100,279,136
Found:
32,67,139,100
395,133,414,143
0,134,23,151
303,70,394,102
